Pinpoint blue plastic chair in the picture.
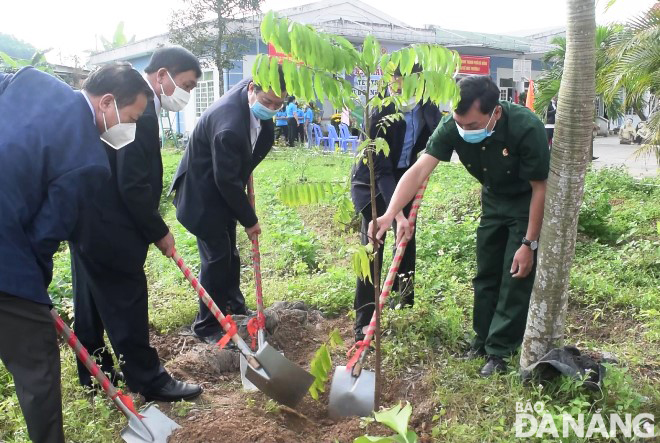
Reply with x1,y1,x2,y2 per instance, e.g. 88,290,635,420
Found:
313,124,333,151
339,124,359,152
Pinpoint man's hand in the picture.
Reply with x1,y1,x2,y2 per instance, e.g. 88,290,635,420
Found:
394,212,413,245
245,222,261,240
155,231,175,257
368,213,395,246
511,245,534,278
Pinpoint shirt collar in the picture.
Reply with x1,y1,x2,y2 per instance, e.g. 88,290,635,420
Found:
81,90,96,123
144,73,161,114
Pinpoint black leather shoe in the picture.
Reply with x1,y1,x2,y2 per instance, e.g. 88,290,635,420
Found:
143,379,202,402
479,356,507,377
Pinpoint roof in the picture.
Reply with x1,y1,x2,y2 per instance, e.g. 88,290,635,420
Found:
88,0,558,65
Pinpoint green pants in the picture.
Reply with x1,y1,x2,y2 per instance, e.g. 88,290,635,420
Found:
472,190,537,357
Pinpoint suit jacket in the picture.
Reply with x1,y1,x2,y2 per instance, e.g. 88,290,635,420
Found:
170,78,275,240
546,102,557,124
0,68,110,304
71,100,168,273
351,100,441,212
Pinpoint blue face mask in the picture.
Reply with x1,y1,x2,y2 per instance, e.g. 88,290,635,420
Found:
251,100,278,120
456,109,496,144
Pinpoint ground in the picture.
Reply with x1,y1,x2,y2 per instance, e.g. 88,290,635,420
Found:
0,145,658,443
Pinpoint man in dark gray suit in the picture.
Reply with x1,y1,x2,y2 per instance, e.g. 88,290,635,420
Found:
170,72,286,343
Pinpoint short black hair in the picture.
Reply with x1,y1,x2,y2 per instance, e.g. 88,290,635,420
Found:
254,63,287,95
394,63,423,77
287,96,296,104
144,46,202,78
455,75,500,115
83,62,153,108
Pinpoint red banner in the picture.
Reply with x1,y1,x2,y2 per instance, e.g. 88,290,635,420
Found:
459,55,490,75
268,43,288,59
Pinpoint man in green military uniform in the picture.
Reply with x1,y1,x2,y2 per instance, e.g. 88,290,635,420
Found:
372,76,549,377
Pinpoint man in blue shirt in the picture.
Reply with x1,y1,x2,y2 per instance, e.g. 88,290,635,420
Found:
286,96,299,146
305,104,315,147
275,105,288,141
0,64,152,443
350,64,441,343
296,104,306,143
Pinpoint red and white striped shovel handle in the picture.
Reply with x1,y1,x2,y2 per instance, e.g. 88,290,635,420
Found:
50,309,143,419
170,249,258,365
347,176,430,369
247,175,266,346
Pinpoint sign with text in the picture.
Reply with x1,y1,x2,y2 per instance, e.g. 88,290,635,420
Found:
459,55,490,75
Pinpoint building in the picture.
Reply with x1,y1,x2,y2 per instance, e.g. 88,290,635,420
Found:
88,0,555,138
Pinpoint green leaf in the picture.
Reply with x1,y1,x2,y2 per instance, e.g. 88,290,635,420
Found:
414,77,425,104
373,402,413,439
328,329,344,348
261,11,275,43
269,56,281,96
358,246,371,283
282,60,296,97
374,137,390,157
257,55,270,91
401,48,415,76
301,67,314,101
279,19,291,54
353,436,395,443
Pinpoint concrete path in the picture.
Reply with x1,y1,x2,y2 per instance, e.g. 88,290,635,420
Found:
592,136,657,178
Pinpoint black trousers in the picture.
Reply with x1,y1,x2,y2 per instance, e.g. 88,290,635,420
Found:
297,124,305,143
275,126,286,140
192,218,247,339
71,250,170,394
0,292,65,443
287,118,298,147
354,195,416,331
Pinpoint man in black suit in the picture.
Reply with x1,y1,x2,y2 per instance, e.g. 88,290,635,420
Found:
351,65,441,342
171,73,287,344
70,47,203,402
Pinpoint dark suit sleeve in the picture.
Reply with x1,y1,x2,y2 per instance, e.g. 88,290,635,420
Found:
211,129,258,228
27,164,110,285
115,115,169,244
369,109,397,206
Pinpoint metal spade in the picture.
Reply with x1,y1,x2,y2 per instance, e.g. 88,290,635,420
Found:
51,310,180,443
328,178,429,418
172,249,313,407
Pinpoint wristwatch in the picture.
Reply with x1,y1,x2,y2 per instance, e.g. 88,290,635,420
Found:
522,237,538,251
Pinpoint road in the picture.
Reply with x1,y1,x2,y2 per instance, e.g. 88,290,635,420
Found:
592,136,657,178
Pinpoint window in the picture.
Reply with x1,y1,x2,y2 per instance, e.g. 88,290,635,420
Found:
499,88,508,101
195,71,214,117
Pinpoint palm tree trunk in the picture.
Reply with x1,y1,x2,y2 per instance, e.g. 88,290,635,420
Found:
519,0,596,369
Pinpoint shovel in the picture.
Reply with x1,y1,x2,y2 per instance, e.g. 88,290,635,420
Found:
328,177,430,419
51,309,179,442
171,249,314,408
240,174,268,391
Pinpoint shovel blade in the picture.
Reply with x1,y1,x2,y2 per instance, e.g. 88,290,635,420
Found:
328,366,375,419
244,342,315,408
120,404,180,443
239,353,258,391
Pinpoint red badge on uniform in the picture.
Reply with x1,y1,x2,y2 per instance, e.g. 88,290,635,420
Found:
502,148,509,157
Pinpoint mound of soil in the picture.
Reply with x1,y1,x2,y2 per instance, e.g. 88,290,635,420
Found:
147,301,437,443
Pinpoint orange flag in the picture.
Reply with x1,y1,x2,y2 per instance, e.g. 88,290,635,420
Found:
525,80,535,112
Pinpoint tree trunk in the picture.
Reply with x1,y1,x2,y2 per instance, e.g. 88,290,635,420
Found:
216,9,225,96
519,0,596,370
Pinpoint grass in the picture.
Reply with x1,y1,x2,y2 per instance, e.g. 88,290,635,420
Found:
1,147,658,442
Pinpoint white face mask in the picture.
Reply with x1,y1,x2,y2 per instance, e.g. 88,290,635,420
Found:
160,71,190,112
100,99,136,150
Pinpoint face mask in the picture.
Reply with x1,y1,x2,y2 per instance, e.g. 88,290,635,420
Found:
100,99,136,150
160,71,190,112
400,98,418,113
251,100,278,120
456,108,496,144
